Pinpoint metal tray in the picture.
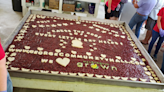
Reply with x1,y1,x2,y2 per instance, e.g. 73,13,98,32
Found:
3,10,164,89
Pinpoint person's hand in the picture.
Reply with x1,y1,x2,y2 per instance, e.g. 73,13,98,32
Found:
107,8,111,13
117,4,121,9
116,4,121,11
132,0,136,4
159,28,164,37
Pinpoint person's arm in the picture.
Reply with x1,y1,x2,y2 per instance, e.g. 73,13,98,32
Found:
0,38,7,91
157,16,164,37
132,0,139,8
107,0,112,13
157,16,162,29
0,57,7,91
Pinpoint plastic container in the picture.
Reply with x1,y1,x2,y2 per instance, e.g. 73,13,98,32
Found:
76,2,81,8
12,0,22,12
40,0,45,8
88,3,95,14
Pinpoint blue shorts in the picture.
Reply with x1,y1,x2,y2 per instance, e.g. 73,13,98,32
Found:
7,71,13,92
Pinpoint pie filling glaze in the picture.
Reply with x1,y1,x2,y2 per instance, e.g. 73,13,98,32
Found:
5,14,161,83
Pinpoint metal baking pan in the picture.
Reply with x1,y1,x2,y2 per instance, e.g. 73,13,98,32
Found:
2,10,164,89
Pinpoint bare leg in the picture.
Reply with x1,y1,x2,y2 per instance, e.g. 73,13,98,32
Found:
161,42,164,51
142,20,147,27
109,17,115,20
141,30,152,44
110,17,118,20
115,17,119,20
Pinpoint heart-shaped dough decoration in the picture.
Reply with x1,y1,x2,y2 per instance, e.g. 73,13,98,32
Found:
51,71,59,74
21,68,30,72
139,78,147,82
69,73,77,76
86,73,94,77
104,75,111,79
121,77,128,80
72,40,83,48
78,73,85,77
56,58,70,67
10,45,15,48
86,52,91,56
10,67,19,70
101,54,106,58
130,77,138,81
10,53,17,57
24,46,30,49
8,57,15,62
35,33,39,35
145,71,151,76
95,74,103,78
55,49,61,53
32,25,37,28
112,76,120,80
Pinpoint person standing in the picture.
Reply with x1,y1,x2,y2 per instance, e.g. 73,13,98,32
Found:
105,0,121,19
0,38,13,92
141,0,164,45
128,0,157,38
161,52,164,74
110,0,128,20
148,7,164,61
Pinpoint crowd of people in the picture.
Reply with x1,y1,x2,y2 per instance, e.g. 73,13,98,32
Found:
105,0,164,74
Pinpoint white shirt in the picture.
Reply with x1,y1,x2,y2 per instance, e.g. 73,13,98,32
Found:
149,0,164,20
